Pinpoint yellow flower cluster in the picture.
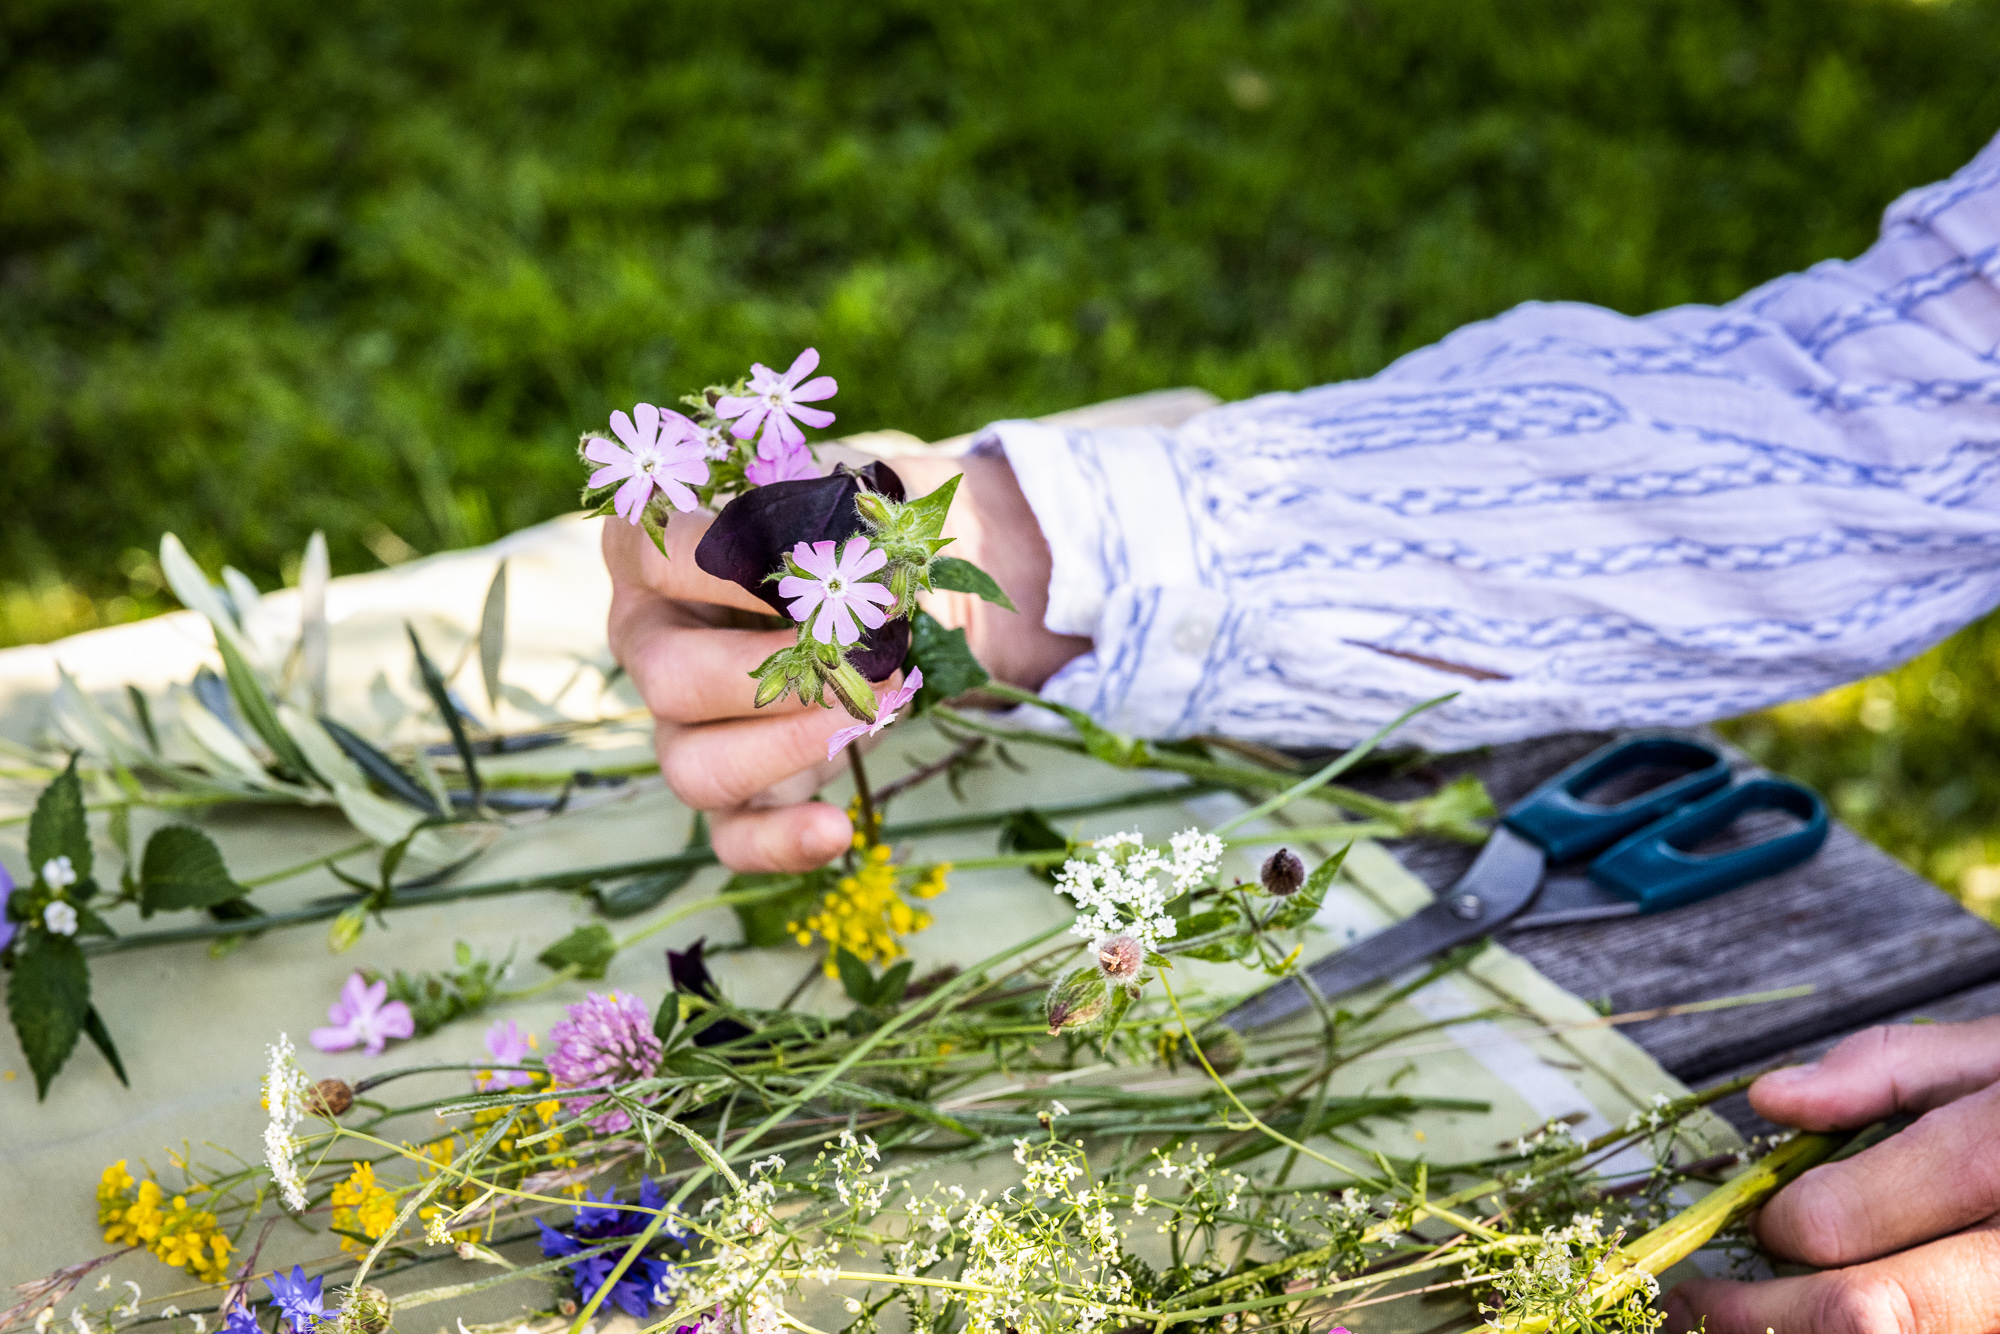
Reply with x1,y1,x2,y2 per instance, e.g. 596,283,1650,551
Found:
790,841,951,974
96,1160,231,1282
330,1162,400,1251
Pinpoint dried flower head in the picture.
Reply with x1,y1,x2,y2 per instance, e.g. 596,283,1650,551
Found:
1260,847,1306,896
1093,934,1144,984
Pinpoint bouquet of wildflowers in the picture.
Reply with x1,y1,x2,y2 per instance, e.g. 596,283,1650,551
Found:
1,353,1858,1334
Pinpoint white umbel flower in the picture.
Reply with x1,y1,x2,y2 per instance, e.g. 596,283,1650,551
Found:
262,1034,310,1211
42,902,78,936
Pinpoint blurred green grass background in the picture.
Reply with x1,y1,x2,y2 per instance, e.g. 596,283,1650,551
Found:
5,0,2000,902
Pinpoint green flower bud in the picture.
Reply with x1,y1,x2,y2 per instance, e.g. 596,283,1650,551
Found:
855,491,896,527
328,905,368,953
1045,965,1110,1035
826,659,880,724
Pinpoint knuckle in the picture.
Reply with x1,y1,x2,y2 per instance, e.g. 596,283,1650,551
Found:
1813,1271,1918,1334
659,742,735,810
1772,1170,1864,1268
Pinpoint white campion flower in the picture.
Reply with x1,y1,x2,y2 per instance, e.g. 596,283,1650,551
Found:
261,1034,311,1211
42,901,78,936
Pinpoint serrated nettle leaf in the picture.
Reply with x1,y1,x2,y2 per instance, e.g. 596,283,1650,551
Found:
8,932,91,1099
928,556,1017,613
82,1006,128,1088
905,610,990,714
28,755,92,886
479,559,509,717
537,924,618,980
139,825,244,916
216,630,316,781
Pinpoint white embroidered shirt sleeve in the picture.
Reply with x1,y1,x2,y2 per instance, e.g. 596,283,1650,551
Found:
983,130,2000,751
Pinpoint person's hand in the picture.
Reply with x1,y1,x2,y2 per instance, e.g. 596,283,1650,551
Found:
1665,1016,2000,1334
603,449,1090,873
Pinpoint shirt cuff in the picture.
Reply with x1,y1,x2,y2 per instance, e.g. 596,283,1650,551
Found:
974,419,1206,637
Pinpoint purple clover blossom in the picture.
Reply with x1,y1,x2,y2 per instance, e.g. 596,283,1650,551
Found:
545,991,664,1133
265,1266,324,1334
714,348,837,455
777,537,895,647
477,1019,535,1090
743,441,820,486
537,1177,680,1317
826,667,923,762
586,403,712,523
309,972,416,1057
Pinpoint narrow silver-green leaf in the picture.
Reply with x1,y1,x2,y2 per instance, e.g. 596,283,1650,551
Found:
299,530,331,714
479,559,508,717
214,632,316,781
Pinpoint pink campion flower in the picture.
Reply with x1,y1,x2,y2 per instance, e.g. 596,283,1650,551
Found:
713,348,837,455
743,441,820,486
585,403,711,523
309,972,416,1056
476,1019,535,1090
826,668,922,761
544,991,664,1133
777,537,895,646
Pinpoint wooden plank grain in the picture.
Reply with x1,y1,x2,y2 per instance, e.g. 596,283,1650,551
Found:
1348,733,2000,1083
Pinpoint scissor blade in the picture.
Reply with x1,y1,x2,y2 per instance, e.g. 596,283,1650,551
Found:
1221,826,1548,1033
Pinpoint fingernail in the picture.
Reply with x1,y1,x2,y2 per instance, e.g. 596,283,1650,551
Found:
1762,1060,1821,1084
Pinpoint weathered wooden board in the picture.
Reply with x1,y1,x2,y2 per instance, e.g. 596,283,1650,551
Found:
1351,732,2000,1084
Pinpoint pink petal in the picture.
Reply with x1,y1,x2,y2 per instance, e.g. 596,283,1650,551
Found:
826,722,871,762
588,460,634,489
760,412,806,452
660,451,712,486
790,375,837,403
851,582,897,610
824,600,861,645
633,402,661,444
359,977,389,1013
657,477,700,513
728,403,770,441
850,597,889,632
776,574,817,599
377,1001,415,1041
792,540,838,580
789,404,836,430
841,538,887,577
610,409,644,452
656,409,702,444
583,436,629,465
784,587,826,624
310,1025,359,1053
746,362,782,394
713,394,756,423
614,473,653,522
781,347,820,386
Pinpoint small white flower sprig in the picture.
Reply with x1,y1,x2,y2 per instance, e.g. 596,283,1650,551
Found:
1042,829,1341,1036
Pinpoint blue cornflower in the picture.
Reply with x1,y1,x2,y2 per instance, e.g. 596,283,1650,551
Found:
265,1265,325,1333
219,1304,262,1334
536,1177,680,1317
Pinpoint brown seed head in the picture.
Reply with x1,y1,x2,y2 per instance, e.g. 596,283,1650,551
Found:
311,1078,354,1117
1260,848,1306,897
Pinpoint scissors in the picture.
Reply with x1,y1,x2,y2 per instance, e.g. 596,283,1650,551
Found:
1222,733,1828,1033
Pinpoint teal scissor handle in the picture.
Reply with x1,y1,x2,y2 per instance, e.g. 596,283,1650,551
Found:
1588,777,1828,913
1502,735,1732,863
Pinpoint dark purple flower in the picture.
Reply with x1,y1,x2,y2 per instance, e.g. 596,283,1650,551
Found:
265,1266,324,1334
546,991,663,1133
666,939,753,1047
537,1177,680,1318
694,463,910,681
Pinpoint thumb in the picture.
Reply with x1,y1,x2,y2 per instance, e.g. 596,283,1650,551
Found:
1750,1015,2000,1131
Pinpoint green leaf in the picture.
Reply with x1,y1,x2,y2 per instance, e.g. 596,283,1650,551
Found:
8,933,90,1099
873,959,914,1008
834,948,875,1006
125,686,160,754
83,1007,129,1087
537,924,618,980
929,556,1016,612
139,825,244,916
905,610,990,713
594,867,697,919
640,506,671,560
479,559,509,716
320,716,443,816
653,992,679,1046
1172,907,1252,962
215,630,317,781
1265,844,1349,931
407,624,482,806
728,870,829,949
998,807,1070,885
898,471,961,540
27,755,92,888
